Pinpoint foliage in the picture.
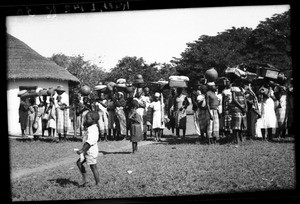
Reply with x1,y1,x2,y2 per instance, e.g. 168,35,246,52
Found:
104,56,176,83
173,27,253,83
246,10,291,71
50,53,108,101
173,10,291,83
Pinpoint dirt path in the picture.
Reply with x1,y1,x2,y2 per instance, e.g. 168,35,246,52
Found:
11,140,155,180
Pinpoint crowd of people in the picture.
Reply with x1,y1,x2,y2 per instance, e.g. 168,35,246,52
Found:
18,74,294,146
190,77,294,144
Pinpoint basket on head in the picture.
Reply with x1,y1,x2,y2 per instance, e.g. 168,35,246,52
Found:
55,85,65,95
80,85,91,96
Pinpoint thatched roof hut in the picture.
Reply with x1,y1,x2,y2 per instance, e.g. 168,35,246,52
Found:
6,33,80,136
7,33,80,84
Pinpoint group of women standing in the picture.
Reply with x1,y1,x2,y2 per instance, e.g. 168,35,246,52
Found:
18,87,70,141
190,77,294,144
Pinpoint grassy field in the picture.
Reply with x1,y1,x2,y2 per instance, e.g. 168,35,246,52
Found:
9,135,296,201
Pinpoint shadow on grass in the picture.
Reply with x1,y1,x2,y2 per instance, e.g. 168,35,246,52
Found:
251,136,295,144
49,178,79,187
99,150,132,155
15,136,84,143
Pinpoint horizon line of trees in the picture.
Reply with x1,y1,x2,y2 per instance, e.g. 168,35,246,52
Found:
49,9,291,90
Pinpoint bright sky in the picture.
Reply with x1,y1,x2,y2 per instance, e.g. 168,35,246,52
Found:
6,5,289,71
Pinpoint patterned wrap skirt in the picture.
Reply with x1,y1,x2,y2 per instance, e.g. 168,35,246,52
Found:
198,108,210,133
115,107,127,135
98,111,108,134
56,109,69,133
107,110,116,129
230,112,247,130
207,109,219,138
175,109,187,129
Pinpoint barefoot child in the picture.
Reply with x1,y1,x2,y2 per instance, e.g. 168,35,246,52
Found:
129,100,143,153
76,111,100,186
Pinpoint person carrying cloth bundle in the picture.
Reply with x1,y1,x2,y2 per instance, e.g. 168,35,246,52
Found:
173,87,190,139
206,82,220,144
229,79,248,144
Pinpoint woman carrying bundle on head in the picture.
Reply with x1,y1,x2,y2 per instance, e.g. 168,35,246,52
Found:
56,95,70,142
174,87,189,139
229,79,248,144
206,82,220,144
114,92,127,139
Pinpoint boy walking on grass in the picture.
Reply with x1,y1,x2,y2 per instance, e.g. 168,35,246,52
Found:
76,111,100,186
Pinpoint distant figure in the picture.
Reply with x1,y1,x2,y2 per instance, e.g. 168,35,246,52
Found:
167,88,176,136
19,95,30,137
46,98,56,137
128,100,144,153
56,95,69,141
149,92,165,142
38,95,49,137
174,88,190,139
95,92,108,141
206,82,220,144
230,80,248,144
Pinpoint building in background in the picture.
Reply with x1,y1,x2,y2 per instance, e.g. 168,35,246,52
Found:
7,34,80,136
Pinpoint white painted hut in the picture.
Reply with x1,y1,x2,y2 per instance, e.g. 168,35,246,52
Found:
7,34,80,136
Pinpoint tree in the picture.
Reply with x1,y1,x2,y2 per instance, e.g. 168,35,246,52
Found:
50,53,107,100
246,10,291,71
173,27,253,83
105,56,162,83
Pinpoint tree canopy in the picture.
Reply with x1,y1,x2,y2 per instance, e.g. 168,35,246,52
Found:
50,10,291,92
172,10,291,84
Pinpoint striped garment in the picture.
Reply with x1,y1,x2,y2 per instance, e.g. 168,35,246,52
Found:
222,89,232,131
230,87,247,130
207,109,219,138
115,107,127,135
198,107,210,133
175,109,187,129
276,94,288,128
56,105,69,133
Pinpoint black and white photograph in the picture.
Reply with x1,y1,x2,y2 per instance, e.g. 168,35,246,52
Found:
4,2,296,202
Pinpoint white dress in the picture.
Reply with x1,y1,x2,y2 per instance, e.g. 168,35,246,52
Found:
150,101,165,129
255,103,263,137
261,98,277,129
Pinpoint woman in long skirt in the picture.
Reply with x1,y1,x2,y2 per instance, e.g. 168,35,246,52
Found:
19,97,30,137
221,83,232,138
56,95,69,141
274,86,288,138
46,98,56,137
115,92,127,138
174,88,189,139
230,80,248,144
107,93,117,140
206,82,220,144
26,102,35,136
129,100,144,153
38,95,49,137
149,92,165,142
197,85,210,141
167,88,176,136
260,87,277,141
95,92,108,141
